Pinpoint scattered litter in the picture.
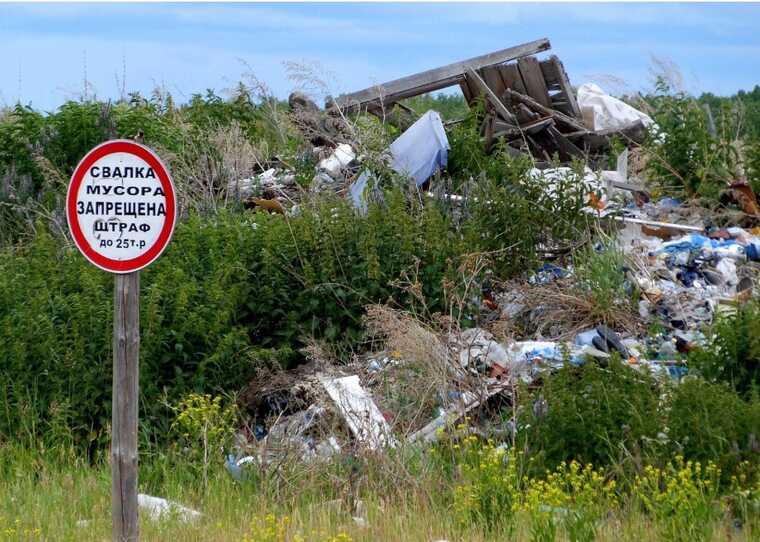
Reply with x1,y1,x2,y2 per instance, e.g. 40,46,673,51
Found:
352,516,369,528
457,328,508,371
217,38,760,458
321,375,397,450
318,143,356,179
137,494,202,522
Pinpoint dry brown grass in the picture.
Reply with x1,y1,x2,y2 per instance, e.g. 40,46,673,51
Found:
158,120,268,214
519,279,642,340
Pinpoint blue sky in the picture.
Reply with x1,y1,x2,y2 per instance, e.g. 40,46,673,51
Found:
2,2,759,111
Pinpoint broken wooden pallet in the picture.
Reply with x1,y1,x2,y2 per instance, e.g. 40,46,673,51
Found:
333,38,551,112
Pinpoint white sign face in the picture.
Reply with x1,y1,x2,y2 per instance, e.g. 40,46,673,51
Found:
66,140,177,273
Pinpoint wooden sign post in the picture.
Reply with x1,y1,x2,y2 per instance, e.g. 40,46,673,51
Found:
112,272,140,541
67,140,177,542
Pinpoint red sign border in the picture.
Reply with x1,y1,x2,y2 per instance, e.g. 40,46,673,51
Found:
66,140,177,274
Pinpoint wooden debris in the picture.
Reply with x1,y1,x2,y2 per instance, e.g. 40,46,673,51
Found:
334,38,551,112
465,68,517,125
541,55,581,118
503,88,587,132
517,56,551,108
330,39,647,165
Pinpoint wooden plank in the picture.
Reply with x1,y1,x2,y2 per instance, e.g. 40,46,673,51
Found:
488,117,553,141
444,117,466,128
520,117,555,135
515,103,539,124
334,38,551,110
584,119,648,151
547,55,581,118
480,65,507,99
550,94,575,117
483,113,495,153
492,119,514,133
503,88,587,132
458,80,473,103
498,63,527,94
547,125,584,160
466,78,482,107
539,58,561,89
465,68,517,125
112,272,140,542
517,56,552,107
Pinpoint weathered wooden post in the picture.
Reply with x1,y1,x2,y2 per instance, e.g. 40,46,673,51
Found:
112,271,140,541
66,140,176,542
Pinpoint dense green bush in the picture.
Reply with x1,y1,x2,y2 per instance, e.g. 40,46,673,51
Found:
666,378,760,476
518,356,760,477
644,78,739,198
0,193,474,450
689,300,760,396
0,88,295,246
518,359,662,472
442,102,593,276
0,215,257,452
460,167,592,277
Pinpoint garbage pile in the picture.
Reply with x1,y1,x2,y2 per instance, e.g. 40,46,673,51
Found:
225,171,760,473
219,39,760,471
227,37,659,215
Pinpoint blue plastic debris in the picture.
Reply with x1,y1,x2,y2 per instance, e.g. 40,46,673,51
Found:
253,424,267,441
225,454,244,481
529,263,568,285
574,329,599,347
658,197,682,208
654,234,737,255
747,242,760,262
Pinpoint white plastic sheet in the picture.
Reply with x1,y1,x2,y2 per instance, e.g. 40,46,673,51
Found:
577,83,655,131
350,110,449,211
388,110,449,186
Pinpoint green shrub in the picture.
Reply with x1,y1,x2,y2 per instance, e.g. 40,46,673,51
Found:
0,214,259,452
666,378,760,476
519,359,662,471
745,137,760,197
689,300,760,396
0,88,300,247
572,239,637,323
0,195,473,450
645,78,739,198
452,153,592,277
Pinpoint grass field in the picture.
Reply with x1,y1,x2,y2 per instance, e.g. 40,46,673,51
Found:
1,443,757,542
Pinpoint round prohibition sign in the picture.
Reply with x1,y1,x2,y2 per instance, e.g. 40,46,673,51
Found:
66,140,177,273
